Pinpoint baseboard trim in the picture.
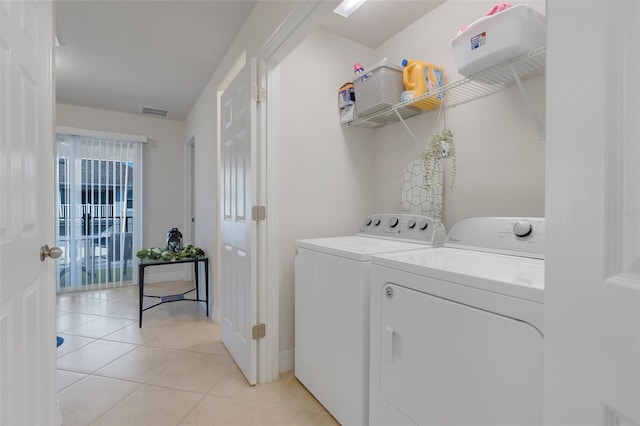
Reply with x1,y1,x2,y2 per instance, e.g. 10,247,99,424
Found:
210,306,220,323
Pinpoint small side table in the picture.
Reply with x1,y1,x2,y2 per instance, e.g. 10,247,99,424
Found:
138,256,209,327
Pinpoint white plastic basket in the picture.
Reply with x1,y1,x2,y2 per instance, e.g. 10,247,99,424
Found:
451,5,545,76
353,64,404,117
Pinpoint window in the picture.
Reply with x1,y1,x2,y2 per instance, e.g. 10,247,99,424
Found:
55,128,144,292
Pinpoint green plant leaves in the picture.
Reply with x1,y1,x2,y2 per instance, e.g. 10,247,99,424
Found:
136,244,204,261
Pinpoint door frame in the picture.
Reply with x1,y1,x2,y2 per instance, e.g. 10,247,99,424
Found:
255,0,336,383
184,136,195,282
209,1,334,383
264,60,281,381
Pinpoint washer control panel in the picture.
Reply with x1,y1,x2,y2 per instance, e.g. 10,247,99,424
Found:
357,214,446,245
445,217,545,259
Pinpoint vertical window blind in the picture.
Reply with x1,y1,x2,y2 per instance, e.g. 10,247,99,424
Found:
55,129,144,292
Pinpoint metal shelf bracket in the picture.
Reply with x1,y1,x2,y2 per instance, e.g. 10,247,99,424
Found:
510,64,545,141
394,109,424,152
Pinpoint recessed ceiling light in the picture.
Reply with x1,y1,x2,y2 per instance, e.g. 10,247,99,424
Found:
333,0,367,18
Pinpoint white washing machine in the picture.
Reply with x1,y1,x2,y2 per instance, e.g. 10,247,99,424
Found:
295,214,446,426
369,217,545,426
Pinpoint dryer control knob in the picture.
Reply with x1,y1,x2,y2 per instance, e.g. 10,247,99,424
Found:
513,221,533,237
364,218,372,226
388,217,399,228
407,219,416,229
418,220,429,230
373,218,381,226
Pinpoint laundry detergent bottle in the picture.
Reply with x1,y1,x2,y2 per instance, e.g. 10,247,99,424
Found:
401,59,444,110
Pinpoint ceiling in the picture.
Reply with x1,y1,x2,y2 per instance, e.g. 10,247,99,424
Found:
55,0,256,121
55,0,444,121
319,0,443,49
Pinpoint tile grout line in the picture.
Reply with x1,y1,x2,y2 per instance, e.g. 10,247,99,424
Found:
58,283,338,426
174,391,208,426
85,378,144,426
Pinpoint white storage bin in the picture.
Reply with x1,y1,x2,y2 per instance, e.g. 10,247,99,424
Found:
451,4,545,76
353,63,404,116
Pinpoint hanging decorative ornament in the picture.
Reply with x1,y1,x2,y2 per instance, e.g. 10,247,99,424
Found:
423,95,457,195
166,227,183,252
423,129,457,192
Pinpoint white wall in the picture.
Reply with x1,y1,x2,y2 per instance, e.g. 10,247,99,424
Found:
56,103,188,282
277,28,376,356
275,0,546,365
186,0,547,369
372,0,546,229
185,1,328,325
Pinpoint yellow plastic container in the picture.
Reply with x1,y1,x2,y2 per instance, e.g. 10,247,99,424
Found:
401,59,444,110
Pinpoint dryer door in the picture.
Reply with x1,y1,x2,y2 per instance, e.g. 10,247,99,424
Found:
380,282,543,426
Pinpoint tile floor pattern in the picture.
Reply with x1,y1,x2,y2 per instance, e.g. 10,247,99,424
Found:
57,281,339,426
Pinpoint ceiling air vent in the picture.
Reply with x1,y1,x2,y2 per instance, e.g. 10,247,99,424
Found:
141,106,169,117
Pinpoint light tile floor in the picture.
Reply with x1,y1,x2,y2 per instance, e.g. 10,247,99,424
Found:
57,281,339,426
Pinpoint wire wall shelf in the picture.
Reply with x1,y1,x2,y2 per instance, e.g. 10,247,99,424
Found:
347,46,546,128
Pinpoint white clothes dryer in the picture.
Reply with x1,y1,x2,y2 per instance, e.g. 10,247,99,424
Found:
369,217,545,426
295,214,446,426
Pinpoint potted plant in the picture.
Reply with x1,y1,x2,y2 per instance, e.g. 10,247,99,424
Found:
423,129,456,192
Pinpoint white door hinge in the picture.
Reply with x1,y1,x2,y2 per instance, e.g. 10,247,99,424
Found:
252,86,266,102
252,323,266,340
252,205,266,221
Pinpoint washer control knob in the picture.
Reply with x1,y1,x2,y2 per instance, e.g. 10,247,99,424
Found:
418,220,429,230
407,219,416,229
373,218,381,226
513,221,533,237
388,217,399,228
385,286,394,299
364,218,372,226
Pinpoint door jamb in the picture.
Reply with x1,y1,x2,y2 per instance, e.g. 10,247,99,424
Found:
213,1,334,383
256,0,335,382
184,136,195,282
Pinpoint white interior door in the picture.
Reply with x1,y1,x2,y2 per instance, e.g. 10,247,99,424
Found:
545,1,640,424
220,59,259,385
0,1,58,425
